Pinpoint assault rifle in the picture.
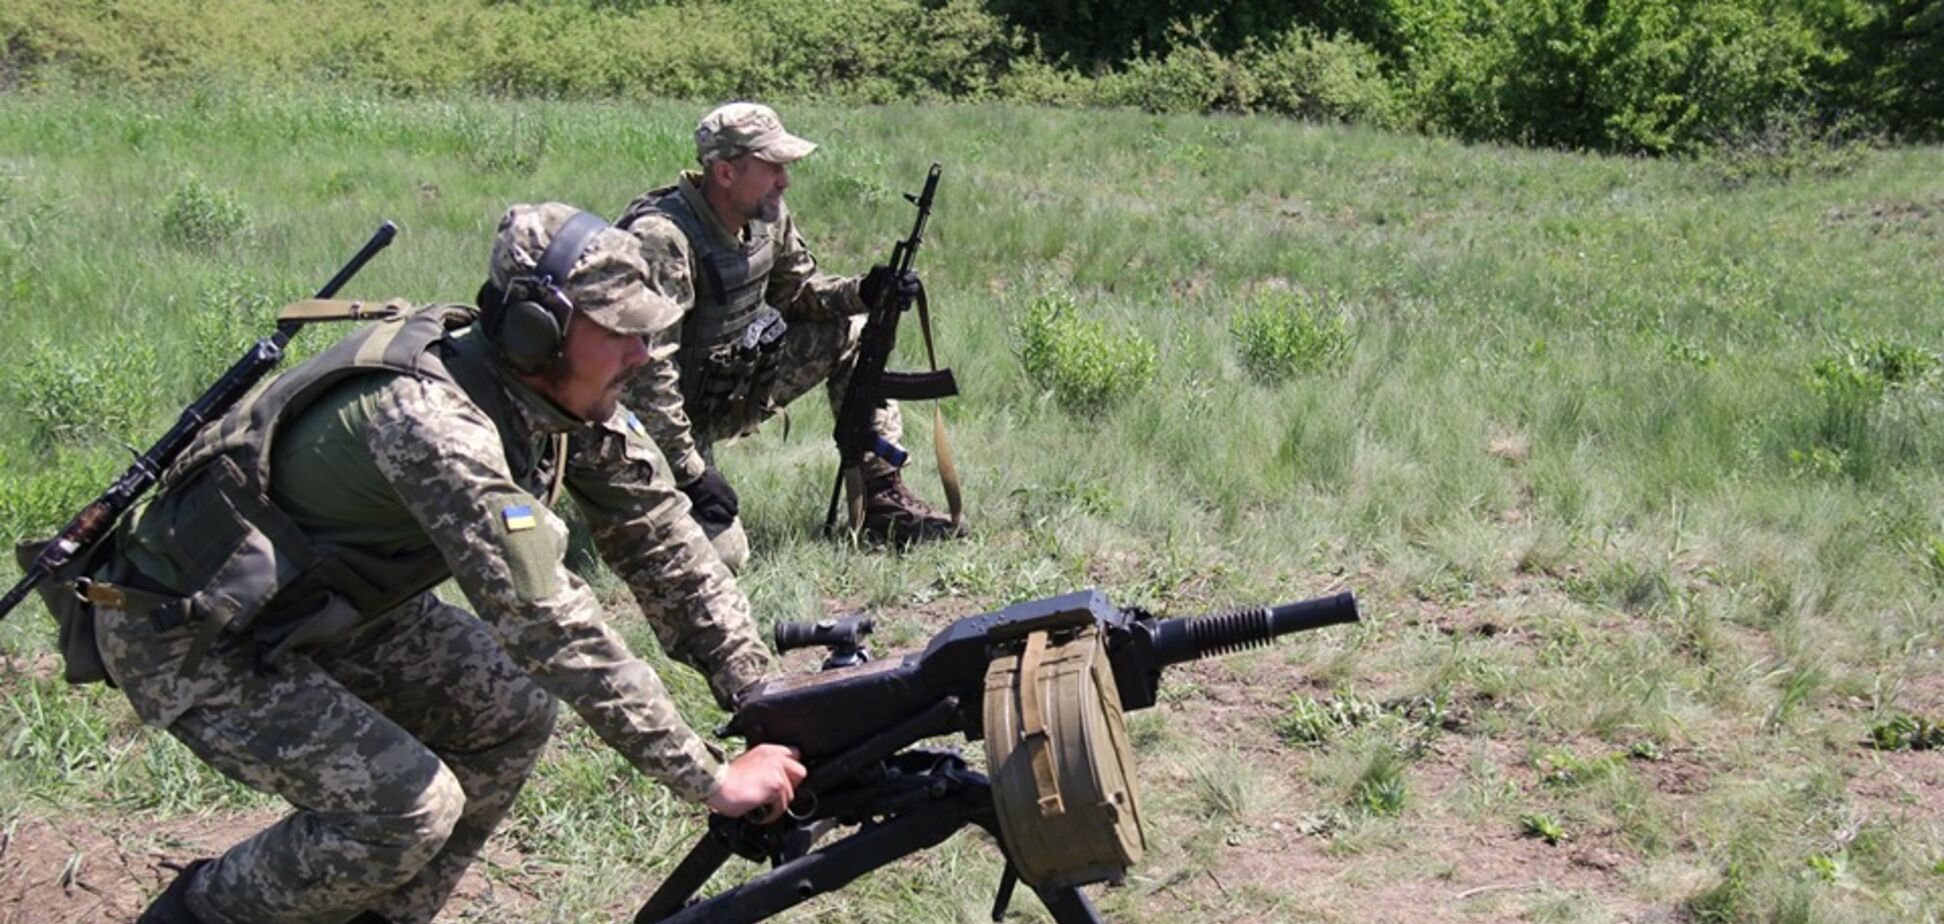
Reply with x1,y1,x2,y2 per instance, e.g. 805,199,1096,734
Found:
635,588,1360,924
0,221,399,622
822,163,960,535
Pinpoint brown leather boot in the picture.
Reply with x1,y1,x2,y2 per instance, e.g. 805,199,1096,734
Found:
862,470,967,546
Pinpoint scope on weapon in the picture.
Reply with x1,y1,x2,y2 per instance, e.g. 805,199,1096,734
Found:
774,614,875,670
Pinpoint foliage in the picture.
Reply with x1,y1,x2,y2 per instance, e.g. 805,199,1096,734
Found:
9,339,159,450
1521,811,1566,844
0,0,1934,152
160,175,252,248
1230,289,1353,385
1868,713,1944,751
1012,294,1157,417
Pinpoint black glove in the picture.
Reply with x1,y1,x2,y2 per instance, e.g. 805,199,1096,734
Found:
859,264,921,310
680,467,740,526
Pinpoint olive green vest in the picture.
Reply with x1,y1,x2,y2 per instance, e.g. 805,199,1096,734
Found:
129,304,562,660
619,182,776,413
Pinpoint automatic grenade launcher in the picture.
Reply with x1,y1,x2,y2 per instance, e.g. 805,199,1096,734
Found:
634,587,1360,924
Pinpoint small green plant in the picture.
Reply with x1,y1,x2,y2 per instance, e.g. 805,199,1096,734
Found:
1013,294,1157,416
1276,693,1384,746
1683,861,1753,924
1868,713,1944,751
160,175,252,248
1534,747,1622,788
1350,743,1408,816
11,339,159,449
1229,289,1351,385
1803,853,1841,884
1664,336,1716,368
1810,338,1937,400
1925,536,1944,585
1520,811,1565,845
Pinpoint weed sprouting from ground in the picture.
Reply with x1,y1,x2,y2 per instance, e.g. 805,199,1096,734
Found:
1012,293,1157,416
1868,713,1944,751
160,175,252,248
1229,288,1351,385
10,339,159,449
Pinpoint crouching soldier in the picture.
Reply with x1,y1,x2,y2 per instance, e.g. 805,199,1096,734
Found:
617,101,965,570
95,203,802,923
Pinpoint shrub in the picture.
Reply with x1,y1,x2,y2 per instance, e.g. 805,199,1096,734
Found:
10,339,159,449
1230,290,1352,385
1013,294,1157,416
160,175,251,248
1242,25,1408,128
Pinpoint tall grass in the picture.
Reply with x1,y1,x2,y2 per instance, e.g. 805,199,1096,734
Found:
0,89,1938,921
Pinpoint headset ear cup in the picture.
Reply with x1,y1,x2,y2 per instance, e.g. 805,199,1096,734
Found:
497,297,568,374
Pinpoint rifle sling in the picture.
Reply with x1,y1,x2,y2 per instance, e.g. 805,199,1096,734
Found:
276,299,405,324
912,286,964,525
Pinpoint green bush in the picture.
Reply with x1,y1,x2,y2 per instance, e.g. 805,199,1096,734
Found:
1230,290,1352,385
1013,294,1157,416
160,175,252,248
10,339,160,449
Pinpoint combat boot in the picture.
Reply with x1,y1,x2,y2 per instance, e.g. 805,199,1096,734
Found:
136,859,212,924
861,471,967,546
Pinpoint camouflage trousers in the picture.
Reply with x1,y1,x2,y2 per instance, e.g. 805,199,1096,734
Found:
692,312,900,570
96,591,558,924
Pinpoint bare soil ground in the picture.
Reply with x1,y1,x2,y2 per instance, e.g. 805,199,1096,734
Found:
6,590,1939,924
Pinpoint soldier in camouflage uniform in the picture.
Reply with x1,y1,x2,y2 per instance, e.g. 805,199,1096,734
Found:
94,203,805,924
617,102,965,570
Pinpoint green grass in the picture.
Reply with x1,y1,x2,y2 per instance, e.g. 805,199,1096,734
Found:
0,87,1940,921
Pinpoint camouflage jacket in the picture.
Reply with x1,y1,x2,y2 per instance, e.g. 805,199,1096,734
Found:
115,309,771,802
617,173,865,483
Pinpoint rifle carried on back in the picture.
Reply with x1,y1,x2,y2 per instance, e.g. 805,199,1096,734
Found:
822,163,961,536
0,221,399,625
634,587,1360,924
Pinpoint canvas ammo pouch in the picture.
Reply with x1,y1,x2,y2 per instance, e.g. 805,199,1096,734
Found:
692,306,787,423
14,537,118,685
982,623,1147,889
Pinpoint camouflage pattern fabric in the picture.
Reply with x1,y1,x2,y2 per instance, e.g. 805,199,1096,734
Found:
95,332,775,921
694,101,817,165
488,202,679,337
97,591,554,924
620,174,895,492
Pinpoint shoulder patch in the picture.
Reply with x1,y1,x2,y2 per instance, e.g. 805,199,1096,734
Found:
502,504,537,532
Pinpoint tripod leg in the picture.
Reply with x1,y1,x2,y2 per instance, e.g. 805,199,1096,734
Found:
1033,884,1106,924
648,800,984,924
635,834,733,924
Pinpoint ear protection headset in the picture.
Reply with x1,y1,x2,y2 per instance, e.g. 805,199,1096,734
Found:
484,210,610,375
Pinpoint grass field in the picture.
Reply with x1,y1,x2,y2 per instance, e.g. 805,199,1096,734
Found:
0,87,1941,923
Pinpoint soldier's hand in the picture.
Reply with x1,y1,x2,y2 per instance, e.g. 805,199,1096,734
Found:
707,744,807,822
679,467,739,527
860,264,921,310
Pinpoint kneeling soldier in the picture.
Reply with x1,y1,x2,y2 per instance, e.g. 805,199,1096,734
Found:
103,203,802,924
617,102,965,570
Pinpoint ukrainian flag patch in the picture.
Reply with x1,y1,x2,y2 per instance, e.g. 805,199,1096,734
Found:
501,504,538,532
625,411,647,438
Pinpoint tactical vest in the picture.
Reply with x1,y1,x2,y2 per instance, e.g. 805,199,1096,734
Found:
131,304,564,669
619,185,783,423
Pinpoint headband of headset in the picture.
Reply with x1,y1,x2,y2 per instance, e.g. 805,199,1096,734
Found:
491,210,609,374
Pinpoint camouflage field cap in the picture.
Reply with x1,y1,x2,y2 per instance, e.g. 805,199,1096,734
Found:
696,102,818,165
489,203,678,337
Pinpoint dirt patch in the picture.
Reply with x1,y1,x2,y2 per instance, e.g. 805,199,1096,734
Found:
0,810,530,924
1821,198,1943,236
